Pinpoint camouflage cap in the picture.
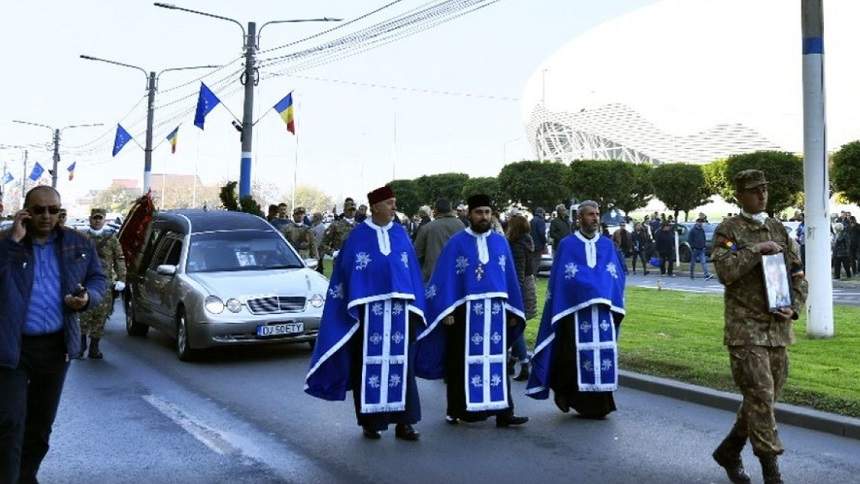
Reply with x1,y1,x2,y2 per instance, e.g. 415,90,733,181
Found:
91,208,107,216
293,206,306,215
734,169,768,191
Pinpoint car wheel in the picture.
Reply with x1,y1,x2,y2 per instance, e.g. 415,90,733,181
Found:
125,292,149,337
679,245,691,263
176,310,197,362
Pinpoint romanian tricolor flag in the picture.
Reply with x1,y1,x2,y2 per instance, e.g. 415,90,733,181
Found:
166,126,179,154
67,162,76,181
273,92,295,135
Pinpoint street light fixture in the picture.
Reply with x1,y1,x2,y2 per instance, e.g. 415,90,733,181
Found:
80,54,219,193
12,120,104,188
154,1,341,198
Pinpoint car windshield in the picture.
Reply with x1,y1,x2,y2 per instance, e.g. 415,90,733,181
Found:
186,230,303,273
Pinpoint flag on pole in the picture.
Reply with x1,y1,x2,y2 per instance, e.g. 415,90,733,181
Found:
273,92,296,134
67,162,76,181
29,162,45,181
112,124,133,157
194,83,221,129
1,172,13,185
166,126,179,153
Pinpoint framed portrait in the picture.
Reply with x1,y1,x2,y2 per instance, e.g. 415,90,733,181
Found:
762,253,792,312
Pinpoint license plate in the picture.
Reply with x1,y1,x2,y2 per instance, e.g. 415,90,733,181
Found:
257,322,304,337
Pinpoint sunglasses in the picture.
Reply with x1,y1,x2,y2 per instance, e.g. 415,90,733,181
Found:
29,205,61,215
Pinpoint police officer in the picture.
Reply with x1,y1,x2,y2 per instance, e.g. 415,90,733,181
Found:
78,208,127,359
321,200,357,257
711,170,807,484
282,207,318,260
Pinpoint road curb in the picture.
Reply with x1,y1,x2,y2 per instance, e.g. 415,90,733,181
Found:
619,370,860,440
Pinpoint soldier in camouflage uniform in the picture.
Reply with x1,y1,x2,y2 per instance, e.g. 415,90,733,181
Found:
711,170,808,484
321,200,358,257
79,208,127,359
282,207,318,260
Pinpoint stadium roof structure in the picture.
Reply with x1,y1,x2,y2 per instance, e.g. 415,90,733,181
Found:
521,0,860,165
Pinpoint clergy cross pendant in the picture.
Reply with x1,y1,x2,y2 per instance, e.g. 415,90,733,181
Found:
475,263,485,281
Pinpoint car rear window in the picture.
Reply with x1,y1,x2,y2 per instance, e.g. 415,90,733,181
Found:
186,230,303,273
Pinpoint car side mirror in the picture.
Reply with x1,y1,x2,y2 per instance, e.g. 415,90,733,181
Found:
156,264,177,276
304,258,319,269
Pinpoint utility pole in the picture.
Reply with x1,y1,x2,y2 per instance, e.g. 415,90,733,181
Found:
154,3,340,199
800,0,834,338
80,55,218,194
240,21,257,199
51,129,60,188
22,150,28,208
12,121,102,189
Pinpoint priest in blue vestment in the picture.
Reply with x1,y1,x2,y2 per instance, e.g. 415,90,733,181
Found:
526,200,626,418
305,186,425,440
416,194,529,427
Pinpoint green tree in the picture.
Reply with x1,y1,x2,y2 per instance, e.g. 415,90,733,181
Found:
650,163,712,221
832,141,860,205
92,183,139,215
414,173,469,207
387,179,421,216
614,162,654,215
498,160,569,211
724,151,804,216
293,185,334,214
702,158,732,201
568,160,642,212
461,176,505,210
219,181,239,211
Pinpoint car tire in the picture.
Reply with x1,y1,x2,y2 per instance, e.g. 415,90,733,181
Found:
679,245,691,263
125,291,149,337
176,309,197,362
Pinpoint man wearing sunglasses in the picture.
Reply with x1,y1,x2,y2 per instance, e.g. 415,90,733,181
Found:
0,186,107,483
79,208,126,359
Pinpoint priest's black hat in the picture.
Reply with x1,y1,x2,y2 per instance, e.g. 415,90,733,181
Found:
467,194,491,212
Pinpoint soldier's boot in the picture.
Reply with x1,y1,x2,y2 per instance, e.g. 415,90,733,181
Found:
80,334,88,356
712,433,751,483
88,338,103,360
759,455,783,484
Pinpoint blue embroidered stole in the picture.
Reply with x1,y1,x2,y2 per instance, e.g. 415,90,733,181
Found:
573,304,618,392
465,297,509,412
361,298,409,413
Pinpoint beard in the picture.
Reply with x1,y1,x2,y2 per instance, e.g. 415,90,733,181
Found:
470,219,491,233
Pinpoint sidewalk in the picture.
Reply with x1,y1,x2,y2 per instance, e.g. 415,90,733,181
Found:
620,370,860,440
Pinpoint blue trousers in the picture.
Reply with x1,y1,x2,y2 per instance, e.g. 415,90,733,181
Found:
690,248,710,277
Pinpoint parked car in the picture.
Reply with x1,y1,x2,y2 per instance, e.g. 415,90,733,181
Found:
124,209,328,361
676,222,718,262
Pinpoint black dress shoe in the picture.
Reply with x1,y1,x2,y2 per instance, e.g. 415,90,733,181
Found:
445,415,459,425
395,423,420,441
554,392,570,413
362,427,381,440
496,415,529,427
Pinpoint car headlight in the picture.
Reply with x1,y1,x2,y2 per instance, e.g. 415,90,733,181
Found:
205,296,225,314
225,298,243,313
309,293,325,308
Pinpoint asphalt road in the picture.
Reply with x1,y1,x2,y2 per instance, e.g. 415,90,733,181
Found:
39,306,860,483
625,273,860,307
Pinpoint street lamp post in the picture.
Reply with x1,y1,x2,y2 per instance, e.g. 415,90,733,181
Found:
153,2,340,199
12,120,103,188
80,55,219,194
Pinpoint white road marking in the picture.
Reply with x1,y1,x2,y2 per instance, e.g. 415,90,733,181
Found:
143,394,238,456
143,393,335,483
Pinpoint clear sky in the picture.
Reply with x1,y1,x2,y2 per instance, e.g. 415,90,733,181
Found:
0,0,654,209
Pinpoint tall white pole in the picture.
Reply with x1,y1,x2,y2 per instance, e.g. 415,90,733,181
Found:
801,0,834,338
